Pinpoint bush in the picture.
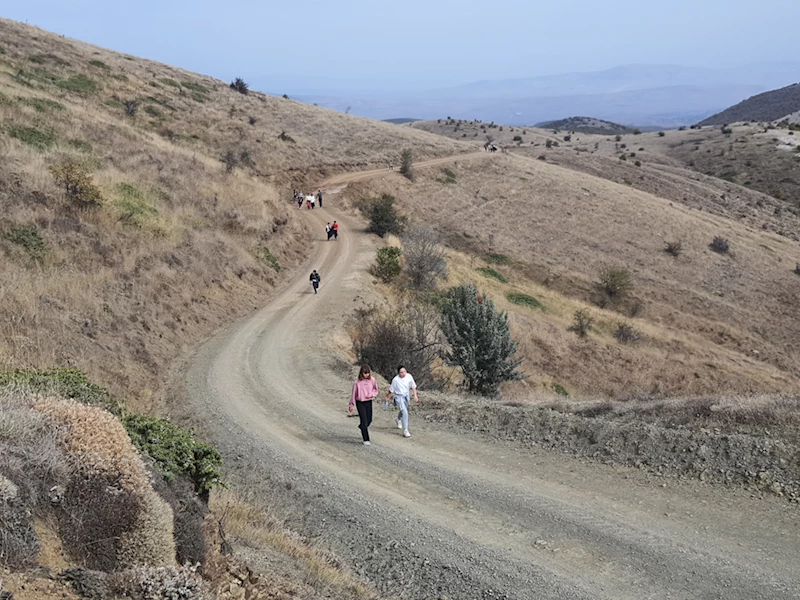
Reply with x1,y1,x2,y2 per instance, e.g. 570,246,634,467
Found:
794,263,800,276
486,252,511,265
89,59,109,70
4,226,47,261
57,74,97,94
122,414,223,500
440,282,522,396
551,383,569,397
402,226,448,290
124,99,139,116
476,267,507,283
366,194,407,237
634,160,642,167
230,77,249,94
400,149,414,181
371,246,402,283
9,125,56,150
0,368,116,412
658,131,665,137
255,247,280,272
568,309,594,337
49,162,104,208
220,150,238,172
506,292,544,310
664,240,683,257
596,267,633,298
710,236,730,254
563,135,571,142
613,322,641,343
513,135,522,142
354,303,442,388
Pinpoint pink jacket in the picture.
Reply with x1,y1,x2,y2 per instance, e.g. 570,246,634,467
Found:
350,376,378,409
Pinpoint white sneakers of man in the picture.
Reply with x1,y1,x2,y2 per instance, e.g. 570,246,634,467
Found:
363,441,371,446
403,430,411,438
397,420,403,429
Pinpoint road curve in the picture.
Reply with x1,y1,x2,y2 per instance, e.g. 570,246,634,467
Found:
185,157,800,600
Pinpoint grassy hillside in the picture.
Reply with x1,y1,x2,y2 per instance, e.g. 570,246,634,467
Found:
343,151,800,398
0,18,469,408
699,83,800,126
535,116,634,135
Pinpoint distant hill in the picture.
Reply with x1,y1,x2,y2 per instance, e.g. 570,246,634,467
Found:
699,83,800,125
535,116,634,134
383,118,421,124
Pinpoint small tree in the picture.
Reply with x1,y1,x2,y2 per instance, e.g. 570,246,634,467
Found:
124,99,139,117
230,77,249,94
664,240,683,257
597,267,633,298
220,150,238,173
568,309,594,338
367,194,407,237
710,236,730,254
402,226,448,290
49,162,103,208
440,282,522,396
400,149,414,181
371,246,402,283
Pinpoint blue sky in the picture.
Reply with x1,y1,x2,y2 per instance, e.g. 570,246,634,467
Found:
3,0,800,94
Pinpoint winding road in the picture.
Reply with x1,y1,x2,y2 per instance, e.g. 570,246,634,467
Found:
184,155,800,600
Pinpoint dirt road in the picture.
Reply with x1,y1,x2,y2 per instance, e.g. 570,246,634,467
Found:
185,157,800,599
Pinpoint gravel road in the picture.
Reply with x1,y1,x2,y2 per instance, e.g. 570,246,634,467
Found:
183,159,800,600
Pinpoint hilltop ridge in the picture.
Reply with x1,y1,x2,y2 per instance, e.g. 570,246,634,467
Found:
699,82,800,125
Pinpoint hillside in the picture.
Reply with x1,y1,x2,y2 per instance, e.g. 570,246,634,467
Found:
0,17,469,406
699,83,800,125
534,116,634,134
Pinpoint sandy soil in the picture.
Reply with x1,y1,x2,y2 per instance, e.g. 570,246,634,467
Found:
178,156,800,600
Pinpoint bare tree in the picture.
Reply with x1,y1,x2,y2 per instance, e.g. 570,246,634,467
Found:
402,226,448,290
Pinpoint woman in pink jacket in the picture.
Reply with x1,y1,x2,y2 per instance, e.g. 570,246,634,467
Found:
349,364,379,445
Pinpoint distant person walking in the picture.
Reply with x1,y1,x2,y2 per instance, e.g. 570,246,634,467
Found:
332,221,339,240
325,222,333,240
309,269,321,294
317,190,323,209
349,364,379,445
385,365,418,438
296,191,304,209
308,193,316,209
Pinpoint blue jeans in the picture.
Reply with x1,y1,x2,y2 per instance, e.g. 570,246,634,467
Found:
395,394,409,430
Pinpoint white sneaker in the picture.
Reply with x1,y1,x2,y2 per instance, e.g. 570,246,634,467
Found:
397,420,403,429
363,441,371,446
403,430,411,438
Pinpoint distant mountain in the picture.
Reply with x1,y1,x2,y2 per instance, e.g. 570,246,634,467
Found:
535,116,634,134
699,83,800,126
382,118,421,124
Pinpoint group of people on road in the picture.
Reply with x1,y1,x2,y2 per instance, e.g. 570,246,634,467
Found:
349,364,418,446
325,221,339,241
294,189,323,210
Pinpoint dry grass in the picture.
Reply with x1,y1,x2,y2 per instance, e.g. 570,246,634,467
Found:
341,150,800,398
212,490,382,600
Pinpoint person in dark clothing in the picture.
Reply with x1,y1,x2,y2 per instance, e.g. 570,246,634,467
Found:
317,190,323,209
326,223,333,240
332,221,339,240
349,364,379,445
309,270,321,294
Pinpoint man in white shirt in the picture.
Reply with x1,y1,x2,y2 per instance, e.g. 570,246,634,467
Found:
385,365,418,438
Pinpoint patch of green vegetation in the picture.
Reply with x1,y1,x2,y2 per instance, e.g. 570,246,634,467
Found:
0,368,118,412
3,225,47,261
68,138,92,153
181,80,210,94
476,267,508,283
123,414,223,497
506,292,544,310
8,125,56,150
159,78,181,88
486,252,511,265
190,92,207,103
88,59,109,70
115,183,162,233
19,96,64,113
103,98,124,109
57,74,97,94
14,67,59,87
256,247,281,272
29,53,69,66
551,383,569,397
435,167,457,185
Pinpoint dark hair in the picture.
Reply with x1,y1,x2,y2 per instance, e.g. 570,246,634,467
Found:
397,365,406,373
358,364,372,380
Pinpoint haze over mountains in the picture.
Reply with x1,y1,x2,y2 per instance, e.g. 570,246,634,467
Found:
276,62,800,128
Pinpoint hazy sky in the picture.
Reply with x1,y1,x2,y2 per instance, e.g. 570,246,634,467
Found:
3,0,800,93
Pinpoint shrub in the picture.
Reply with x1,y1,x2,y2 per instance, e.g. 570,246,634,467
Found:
435,168,456,184
371,246,402,283
0,368,116,412
513,135,522,142
615,134,622,142
568,309,594,337
634,160,642,167
354,303,442,387
89,59,109,70
248,115,257,125
440,282,522,396
122,414,223,500
538,155,546,161
125,99,139,116
20,97,64,113
709,236,730,254
506,292,544,310
402,226,448,290
49,162,104,208
277,130,295,143
400,148,414,181
563,135,571,142
486,253,511,265
4,225,47,261
658,131,665,137
613,322,641,343
664,240,683,257
722,126,733,135
619,154,627,161
545,139,553,148
551,383,569,397
596,267,633,298
794,263,800,276
220,150,238,172
476,267,507,283
230,77,249,94
255,247,280,272
8,125,56,150
366,194,407,237
57,74,97,94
